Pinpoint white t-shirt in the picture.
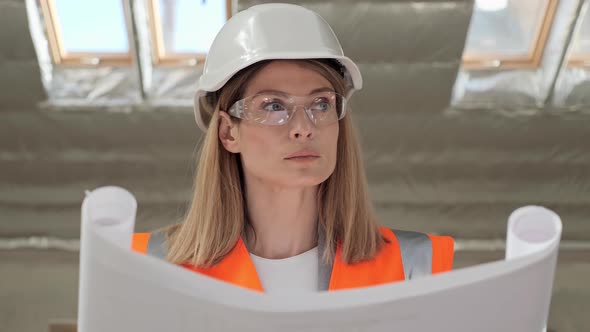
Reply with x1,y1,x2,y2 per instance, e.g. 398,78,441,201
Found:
250,246,319,294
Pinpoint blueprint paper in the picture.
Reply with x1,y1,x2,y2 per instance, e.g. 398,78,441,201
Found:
506,205,562,259
78,186,561,332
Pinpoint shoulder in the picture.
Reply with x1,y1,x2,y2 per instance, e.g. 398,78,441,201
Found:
378,226,455,273
426,233,454,273
131,224,179,255
131,232,151,254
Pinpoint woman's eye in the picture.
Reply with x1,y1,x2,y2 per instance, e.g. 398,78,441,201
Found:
312,101,331,111
263,102,286,112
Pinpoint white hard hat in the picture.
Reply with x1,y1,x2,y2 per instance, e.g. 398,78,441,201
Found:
193,3,363,131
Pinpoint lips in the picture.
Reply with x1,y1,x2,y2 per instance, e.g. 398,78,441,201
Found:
285,149,320,159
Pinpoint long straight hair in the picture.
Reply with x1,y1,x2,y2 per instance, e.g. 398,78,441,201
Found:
165,59,385,267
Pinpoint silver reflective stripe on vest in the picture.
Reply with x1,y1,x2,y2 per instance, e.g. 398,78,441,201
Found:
391,230,432,280
146,232,167,260
317,226,332,291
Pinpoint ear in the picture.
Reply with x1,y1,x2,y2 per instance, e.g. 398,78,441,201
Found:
218,111,240,153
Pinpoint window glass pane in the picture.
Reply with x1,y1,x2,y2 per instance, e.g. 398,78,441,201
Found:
465,0,550,57
158,0,227,54
570,7,590,55
54,0,129,53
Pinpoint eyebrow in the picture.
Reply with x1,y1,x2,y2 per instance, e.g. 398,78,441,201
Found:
252,87,335,96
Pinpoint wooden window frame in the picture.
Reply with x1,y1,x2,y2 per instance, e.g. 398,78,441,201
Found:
148,0,232,66
462,0,558,70
39,0,133,67
568,56,590,67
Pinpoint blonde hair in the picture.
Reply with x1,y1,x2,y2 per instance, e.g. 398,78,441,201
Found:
165,59,385,267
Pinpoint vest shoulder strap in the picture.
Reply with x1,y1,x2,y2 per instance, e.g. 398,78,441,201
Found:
146,231,167,260
429,233,455,274
131,232,150,254
389,229,432,280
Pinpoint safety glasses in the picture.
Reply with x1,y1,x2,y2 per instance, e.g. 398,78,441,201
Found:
227,91,347,127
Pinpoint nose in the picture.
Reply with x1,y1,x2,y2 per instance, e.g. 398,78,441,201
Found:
288,105,315,140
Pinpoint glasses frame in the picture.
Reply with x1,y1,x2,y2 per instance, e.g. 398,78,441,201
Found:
226,92,348,127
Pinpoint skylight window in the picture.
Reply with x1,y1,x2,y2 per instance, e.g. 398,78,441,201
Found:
40,0,131,66
462,0,557,69
148,0,230,66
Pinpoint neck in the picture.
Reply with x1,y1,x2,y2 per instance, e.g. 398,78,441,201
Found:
244,178,319,259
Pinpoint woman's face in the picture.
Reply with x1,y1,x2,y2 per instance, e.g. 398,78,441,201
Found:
219,60,339,188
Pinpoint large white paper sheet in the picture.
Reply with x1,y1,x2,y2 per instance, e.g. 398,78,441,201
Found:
79,186,562,332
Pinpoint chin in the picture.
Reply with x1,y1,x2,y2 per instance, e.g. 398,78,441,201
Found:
283,171,333,187
289,178,324,187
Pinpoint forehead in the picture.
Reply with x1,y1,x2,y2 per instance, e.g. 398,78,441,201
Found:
243,60,333,96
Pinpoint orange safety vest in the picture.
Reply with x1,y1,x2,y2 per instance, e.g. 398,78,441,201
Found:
131,226,454,292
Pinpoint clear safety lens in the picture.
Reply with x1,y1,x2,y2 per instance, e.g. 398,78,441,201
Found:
227,92,347,126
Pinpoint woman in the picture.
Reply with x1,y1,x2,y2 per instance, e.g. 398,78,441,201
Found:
132,3,454,293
